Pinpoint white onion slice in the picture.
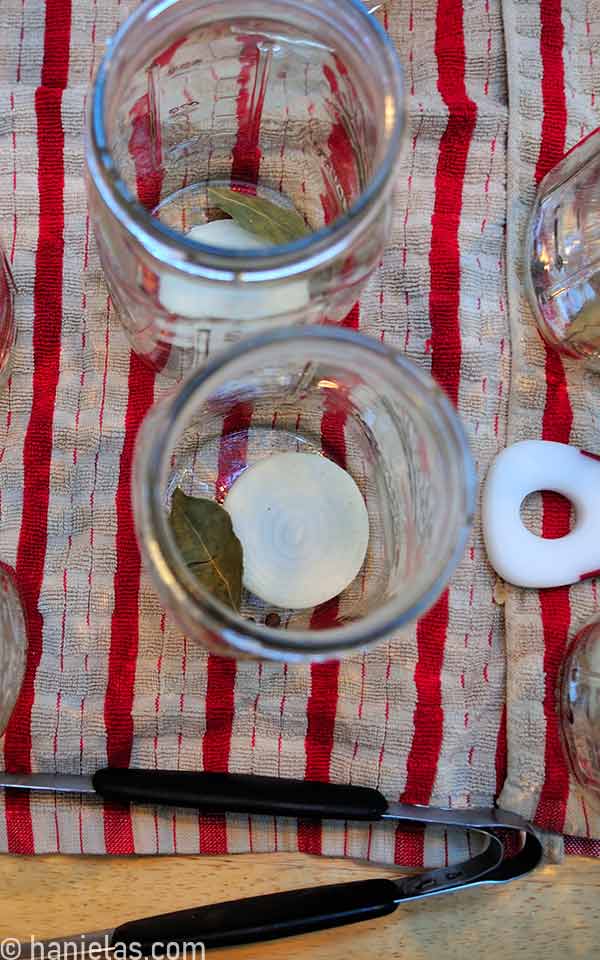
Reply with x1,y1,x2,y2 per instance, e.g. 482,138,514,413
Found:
224,452,369,610
159,219,310,321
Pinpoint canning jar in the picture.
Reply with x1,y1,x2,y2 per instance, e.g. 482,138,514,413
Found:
526,128,600,369
559,617,600,800
85,0,405,378
132,326,476,661
0,243,16,387
0,563,27,736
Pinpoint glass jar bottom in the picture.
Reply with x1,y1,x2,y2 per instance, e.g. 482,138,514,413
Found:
0,563,27,737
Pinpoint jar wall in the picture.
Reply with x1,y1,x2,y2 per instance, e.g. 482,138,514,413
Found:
86,0,404,376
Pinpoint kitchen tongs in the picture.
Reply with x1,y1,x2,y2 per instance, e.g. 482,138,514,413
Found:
7,769,543,954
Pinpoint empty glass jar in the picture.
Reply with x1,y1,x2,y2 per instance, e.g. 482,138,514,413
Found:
85,0,405,378
0,242,16,387
0,563,27,736
559,617,600,799
132,326,476,661
526,127,600,369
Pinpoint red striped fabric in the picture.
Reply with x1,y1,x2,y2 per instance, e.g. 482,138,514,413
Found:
394,823,425,868
200,404,252,854
103,88,160,855
401,594,448,806
401,0,477,813
200,38,266,853
103,354,156,854
429,0,477,407
533,0,573,836
302,70,362,638
495,703,508,797
231,41,264,185
5,0,596,861
297,660,341,856
565,836,600,857
298,304,359,856
3,0,72,854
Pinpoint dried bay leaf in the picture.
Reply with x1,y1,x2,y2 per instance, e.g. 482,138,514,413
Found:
169,488,243,611
207,186,309,245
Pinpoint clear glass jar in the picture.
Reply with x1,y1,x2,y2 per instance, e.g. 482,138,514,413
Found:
0,563,27,736
0,242,16,387
526,128,600,369
85,0,405,378
132,326,476,661
559,617,600,798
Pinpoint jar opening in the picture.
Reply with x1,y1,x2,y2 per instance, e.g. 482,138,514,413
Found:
88,0,405,278
135,327,476,660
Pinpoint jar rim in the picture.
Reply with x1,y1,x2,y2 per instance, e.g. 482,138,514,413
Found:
135,326,476,660
87,0,406,282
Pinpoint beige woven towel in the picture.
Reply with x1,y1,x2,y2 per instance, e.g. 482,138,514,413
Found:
499,0,600,842
0,0,595,860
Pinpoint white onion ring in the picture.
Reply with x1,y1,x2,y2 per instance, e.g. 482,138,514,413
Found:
224,452,369,609
159,220,309,320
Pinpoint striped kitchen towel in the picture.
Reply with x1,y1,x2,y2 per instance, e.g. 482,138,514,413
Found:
0,0,597,861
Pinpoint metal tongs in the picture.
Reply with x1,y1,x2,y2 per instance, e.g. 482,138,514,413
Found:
3,769,543,954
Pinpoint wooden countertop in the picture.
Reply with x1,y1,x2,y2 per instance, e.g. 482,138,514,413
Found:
1,851,598,958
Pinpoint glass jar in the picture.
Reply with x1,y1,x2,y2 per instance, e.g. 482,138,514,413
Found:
132,326,476,661
0,242,16,387
0,563,27,736
85,0,405,378
559,617,600,798
526,128,600,369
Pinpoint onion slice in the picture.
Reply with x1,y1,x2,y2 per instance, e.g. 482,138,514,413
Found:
224,452,369,610
159,219,310,320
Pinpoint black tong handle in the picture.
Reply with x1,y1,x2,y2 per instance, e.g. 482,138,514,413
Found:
93,768,388,821
95,769,543,954
113,879,399,953
110,838,512,953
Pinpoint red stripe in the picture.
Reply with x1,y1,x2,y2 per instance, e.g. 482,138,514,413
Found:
494,703,507,798
199,402,252,857
401,592,448,805
303,663,342,784
202,655,237,773
201,409,251,854
102,91,162,855
298,305,359,855
133,39,185,373
535,0,568,186
230,40,265,185
322,65,360,202
127,94,163,212
103,358,156,856
394,824,425,868
3,0,71,854
201,37,267,852
429,0,477,406
401,0,476,810
533,0,572,836
199,647,238,852
297,660,341,856
214,403,253,505
307,305,359,623
565,836,600,858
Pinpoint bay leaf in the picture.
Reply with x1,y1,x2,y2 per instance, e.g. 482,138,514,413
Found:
208,186,309,245
564,301,600,350
168,488,243,611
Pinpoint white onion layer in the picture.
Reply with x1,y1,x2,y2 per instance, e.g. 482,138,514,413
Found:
224,452,369,609
159,219,310,321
